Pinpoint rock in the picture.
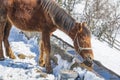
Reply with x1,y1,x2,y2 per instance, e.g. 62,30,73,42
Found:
50,41,73,65
17,53,26,59
60,70,78,80
70,62,80,70
17,53,35,59
39,73,48,78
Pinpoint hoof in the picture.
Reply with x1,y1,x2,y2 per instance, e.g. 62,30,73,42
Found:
40,63,45,67
46,65,53,74
46,69,53,74
9,55,16,59
6,48,16,59
39,60,45,67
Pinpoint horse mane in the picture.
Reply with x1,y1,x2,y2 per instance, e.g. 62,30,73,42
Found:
40,0,76,32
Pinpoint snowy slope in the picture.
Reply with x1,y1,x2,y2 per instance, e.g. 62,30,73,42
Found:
53,29,120,76
92,37,120,76
0,27,104,80
0,27,55,80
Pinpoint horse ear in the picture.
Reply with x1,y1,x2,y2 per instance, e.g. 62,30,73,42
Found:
79,23,82,32
78,23,82,32
78,22,87,32
82,22,87,27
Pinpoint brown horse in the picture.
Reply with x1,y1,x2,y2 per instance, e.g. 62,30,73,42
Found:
0,0,94,73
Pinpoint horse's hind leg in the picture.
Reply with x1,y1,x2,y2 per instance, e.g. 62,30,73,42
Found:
0,10,7,60
39,31,52,73
0,23,6,60
3,20,16,59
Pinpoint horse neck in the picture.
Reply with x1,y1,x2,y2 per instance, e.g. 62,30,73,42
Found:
40,0,76,33
68,23,79,40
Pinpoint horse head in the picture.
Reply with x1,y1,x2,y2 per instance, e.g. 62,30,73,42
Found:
69,22,94,67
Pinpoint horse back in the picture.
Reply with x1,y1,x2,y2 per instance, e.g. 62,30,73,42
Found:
7,0,56,32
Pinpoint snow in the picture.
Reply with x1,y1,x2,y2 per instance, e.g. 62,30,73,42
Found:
0,27,104,80
53,54,71,76
53,29,120,76
73,1,85,14
0,0,119,79
92,37,120,76
116,34,120,41
53,30,73,45
74,67,104,80
0,27,55,80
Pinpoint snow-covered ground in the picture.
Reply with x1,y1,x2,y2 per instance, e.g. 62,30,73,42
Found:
92,37,120,76
0,27,105,80
53,30,120,76
0,1,119,80
116,34,120,41
0,27,119,80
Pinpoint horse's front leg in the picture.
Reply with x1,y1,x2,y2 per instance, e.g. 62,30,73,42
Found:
39,40,46,67
39,31,52,73
3,20,16,59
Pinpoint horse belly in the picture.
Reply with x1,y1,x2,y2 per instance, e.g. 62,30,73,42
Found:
8,15,43,32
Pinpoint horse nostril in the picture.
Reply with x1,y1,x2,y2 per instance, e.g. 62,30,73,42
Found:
83,56,93,67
